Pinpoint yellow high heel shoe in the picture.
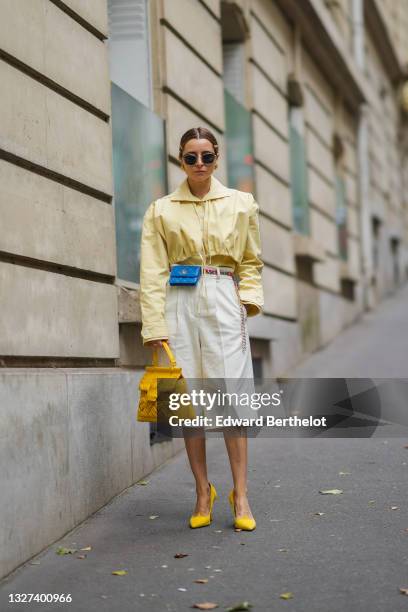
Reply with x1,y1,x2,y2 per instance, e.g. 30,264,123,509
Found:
189,482,218,528
228,488,256,531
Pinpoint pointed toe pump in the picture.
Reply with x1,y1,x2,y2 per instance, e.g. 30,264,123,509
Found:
228,488,256,531
189,482,218,529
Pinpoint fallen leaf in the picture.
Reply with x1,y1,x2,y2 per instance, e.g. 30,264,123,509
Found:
192,603,219,610
194,579,209,584
280,592,293,600
56,547,77,555
319,489,343,495
138,479,150,485
149,515,159,520
174,553,189,558
112,570,128,576
225,602,253,611
80,546,92,551
399,588,408,595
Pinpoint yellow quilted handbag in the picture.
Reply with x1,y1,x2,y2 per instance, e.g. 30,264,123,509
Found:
137,341,195,423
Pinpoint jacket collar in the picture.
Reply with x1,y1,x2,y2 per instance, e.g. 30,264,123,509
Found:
169,175,231,202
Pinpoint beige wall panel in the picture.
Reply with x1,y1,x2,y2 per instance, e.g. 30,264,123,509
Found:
304,86,333,147
167,162,186,192
60,0,109,36
0,0,110,114
254,164,292,228
164,28,224,131
201,0,220,17
347,205,359,237
0,263,119,357
259,215,295,274
308,166,336,218
263,266,297,319
313,256,340,293
310,208,337,255
253,115,290,183
251,0,293,59
0,161,116,275
165,95,227,183
252,66,288,138
163,0,222,73
0,62,113,195
250,18,287,91
302,49,335,113
306,129,334,184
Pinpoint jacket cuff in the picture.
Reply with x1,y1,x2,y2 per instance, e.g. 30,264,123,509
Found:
142,321,169,345
240,301,263,317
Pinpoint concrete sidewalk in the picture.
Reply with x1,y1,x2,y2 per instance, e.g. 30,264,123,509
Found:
1,286,408,611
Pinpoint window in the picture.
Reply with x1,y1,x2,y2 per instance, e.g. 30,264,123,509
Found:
221,6,254,193
289,106,310,234
107,0,152,107
108,0,167,285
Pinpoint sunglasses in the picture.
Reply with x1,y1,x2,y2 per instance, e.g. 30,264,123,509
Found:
182,151,216,166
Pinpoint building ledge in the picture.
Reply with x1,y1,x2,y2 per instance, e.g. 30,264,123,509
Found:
365,0,404,84
117,285,141,324
293,233,326,263
340,261,359,283
274,0,368,110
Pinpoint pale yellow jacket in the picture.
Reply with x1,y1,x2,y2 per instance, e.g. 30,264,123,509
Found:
140,175,264,345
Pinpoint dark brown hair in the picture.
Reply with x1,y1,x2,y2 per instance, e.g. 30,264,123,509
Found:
178,127,219,159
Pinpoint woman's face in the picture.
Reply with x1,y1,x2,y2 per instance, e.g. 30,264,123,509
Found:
180,138,217,183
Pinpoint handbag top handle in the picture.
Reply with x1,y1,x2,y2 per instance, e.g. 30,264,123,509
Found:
152,341,177,368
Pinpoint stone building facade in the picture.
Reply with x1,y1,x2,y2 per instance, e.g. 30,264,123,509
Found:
1,0,407,578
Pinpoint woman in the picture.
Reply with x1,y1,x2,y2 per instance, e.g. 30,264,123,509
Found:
139,127,264,531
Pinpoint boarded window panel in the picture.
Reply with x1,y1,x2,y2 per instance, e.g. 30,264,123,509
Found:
335,174,348,261
223,43,245,105
107,0,151,108
289,108,310,235
224,89,255,193
111,83,167,284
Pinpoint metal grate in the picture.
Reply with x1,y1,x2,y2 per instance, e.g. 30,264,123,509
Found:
108,0,146,41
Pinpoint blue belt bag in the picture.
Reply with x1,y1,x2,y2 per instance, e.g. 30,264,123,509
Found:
169,265,201,286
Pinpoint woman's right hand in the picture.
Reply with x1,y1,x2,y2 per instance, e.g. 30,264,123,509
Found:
144,338,170,348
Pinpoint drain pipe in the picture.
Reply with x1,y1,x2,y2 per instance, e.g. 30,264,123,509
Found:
352,0,373,309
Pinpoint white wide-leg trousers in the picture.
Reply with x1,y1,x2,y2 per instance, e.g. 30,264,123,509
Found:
157,267,256,430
